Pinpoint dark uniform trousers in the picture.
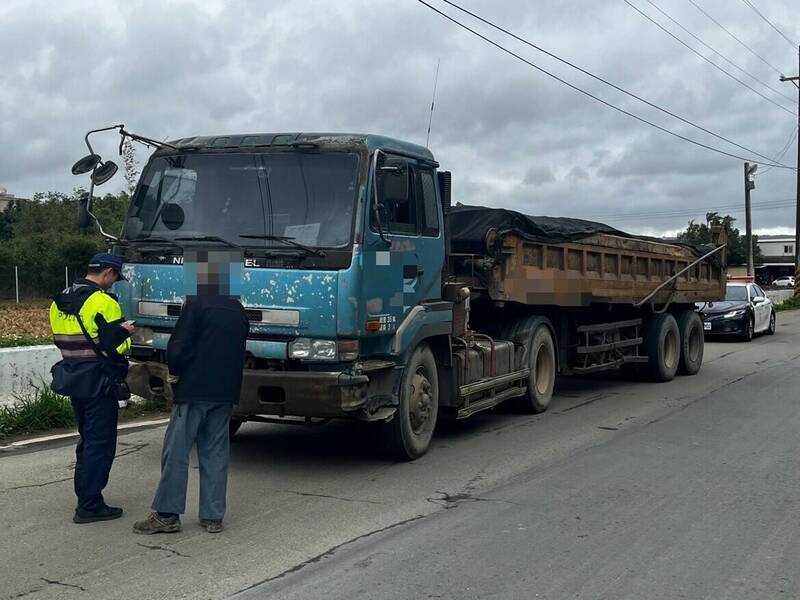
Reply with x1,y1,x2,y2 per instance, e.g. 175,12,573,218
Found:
71,394,119,512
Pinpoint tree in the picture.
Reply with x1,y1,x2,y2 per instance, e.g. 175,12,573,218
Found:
121,137,140,196
677,212,761,266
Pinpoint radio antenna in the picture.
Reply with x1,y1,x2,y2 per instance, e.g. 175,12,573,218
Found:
425,58,441,148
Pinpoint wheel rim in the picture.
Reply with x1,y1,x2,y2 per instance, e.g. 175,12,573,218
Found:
687,323,702,363
408,368,432,435
664,328,679,370
534,341,555,396
748,319,753,338
770,313,775,332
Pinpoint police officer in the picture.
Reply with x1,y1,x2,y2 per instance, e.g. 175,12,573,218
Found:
49,253,134,523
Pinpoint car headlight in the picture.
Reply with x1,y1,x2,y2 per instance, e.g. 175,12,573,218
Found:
723,310,745,319
289,338,337,361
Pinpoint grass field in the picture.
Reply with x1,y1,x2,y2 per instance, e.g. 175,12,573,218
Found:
0,300,52,347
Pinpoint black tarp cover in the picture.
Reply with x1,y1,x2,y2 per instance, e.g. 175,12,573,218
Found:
447,205,710,258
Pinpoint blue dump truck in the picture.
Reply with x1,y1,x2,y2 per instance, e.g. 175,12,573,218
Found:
75,129,727,460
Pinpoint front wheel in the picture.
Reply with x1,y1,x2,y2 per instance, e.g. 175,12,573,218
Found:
382,344,439,461
742,316,754,342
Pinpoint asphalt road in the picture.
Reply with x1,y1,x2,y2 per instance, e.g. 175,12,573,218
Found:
2,311,799,600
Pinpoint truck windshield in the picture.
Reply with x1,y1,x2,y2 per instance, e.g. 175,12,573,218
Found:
123,151,358,248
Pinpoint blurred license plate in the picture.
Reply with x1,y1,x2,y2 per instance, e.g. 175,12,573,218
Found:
704,322,712,331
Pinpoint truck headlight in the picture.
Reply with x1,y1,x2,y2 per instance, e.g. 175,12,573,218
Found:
723,310,745,319
131,326,154,346
289,338,337,361
288,338,359,362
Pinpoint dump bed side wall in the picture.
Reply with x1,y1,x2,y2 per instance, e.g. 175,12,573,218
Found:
456,232,726,307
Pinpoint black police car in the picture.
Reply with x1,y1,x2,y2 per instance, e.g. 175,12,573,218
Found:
699,282,776,341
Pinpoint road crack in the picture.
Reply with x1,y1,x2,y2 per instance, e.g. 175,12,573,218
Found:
40,577,86,592
135,542,189,558
1,476,72,493
231,513,427,595
426,490,520,510
277,490,384,505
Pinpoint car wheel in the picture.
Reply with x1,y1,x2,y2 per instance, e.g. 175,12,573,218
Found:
742,316,754,342
766,310,776,336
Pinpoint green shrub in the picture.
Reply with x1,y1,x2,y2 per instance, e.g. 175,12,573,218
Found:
0,384,74,438
776,295,800,312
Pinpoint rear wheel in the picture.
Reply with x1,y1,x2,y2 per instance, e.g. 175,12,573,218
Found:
513,320,556,413
643,313,680,382
382,344,439,461
766,310,776,335
677,310,704,376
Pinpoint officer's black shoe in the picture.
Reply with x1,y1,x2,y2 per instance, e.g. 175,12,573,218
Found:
73,505,123,524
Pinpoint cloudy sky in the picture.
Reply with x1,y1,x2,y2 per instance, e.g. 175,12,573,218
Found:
1,0,798,236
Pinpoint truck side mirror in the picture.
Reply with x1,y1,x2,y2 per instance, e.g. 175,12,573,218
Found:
378,159,409,204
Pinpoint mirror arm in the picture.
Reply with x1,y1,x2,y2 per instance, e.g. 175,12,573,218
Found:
84,169,121,244
84,124,125,156
371,150,391,247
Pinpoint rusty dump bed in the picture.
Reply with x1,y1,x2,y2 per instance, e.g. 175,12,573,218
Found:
448,208,727,308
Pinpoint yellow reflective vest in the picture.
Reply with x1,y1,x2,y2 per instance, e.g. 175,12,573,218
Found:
49,281,131,360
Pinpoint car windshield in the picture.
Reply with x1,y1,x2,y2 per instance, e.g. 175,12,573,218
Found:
122,151,359,248
724,286,748,301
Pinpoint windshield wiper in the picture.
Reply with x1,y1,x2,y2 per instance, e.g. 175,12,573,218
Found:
174,235,241,248
127,236,184,249
239,234,326,257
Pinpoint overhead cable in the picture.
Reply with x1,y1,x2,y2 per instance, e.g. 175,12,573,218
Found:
415,0,796,170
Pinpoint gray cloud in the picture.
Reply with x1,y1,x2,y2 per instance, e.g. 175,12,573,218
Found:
0,0,797,235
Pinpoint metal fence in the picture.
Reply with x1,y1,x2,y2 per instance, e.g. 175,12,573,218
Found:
0,265,72,303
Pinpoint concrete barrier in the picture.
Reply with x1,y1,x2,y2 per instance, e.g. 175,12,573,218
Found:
0,345,61,406
766,289,794,306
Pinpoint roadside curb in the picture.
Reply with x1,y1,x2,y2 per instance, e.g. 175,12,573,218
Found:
0,417,170,452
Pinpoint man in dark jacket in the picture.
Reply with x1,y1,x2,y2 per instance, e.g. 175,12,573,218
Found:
134,250,249,534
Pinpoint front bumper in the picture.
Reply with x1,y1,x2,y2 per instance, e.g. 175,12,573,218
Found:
702,315,747,335
126,361,371,418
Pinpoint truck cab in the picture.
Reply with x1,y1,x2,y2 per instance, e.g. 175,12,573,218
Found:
118,133,452,458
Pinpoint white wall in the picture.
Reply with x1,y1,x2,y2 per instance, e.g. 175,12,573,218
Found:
0,345,61,406
758,240,795,259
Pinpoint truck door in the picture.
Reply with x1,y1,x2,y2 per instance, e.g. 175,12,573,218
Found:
360,153,444,349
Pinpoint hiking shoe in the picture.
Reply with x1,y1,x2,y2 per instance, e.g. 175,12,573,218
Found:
200,519,223,533
73,505,123,524
133,512,182,535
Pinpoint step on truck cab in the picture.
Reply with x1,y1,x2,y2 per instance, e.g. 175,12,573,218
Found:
74,128,727,460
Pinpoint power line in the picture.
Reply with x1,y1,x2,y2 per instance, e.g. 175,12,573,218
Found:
739,0,797,50
644,0,796,105
415,0,796,170
624,0,796,117
436,0,794,169
757,128,798,176
582,198,796,220
686,0,787,77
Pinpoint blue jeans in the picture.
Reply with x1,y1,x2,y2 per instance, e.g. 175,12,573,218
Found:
71,394,119,512
152,402,233,521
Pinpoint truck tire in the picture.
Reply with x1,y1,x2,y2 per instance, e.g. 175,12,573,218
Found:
676,310,704,376
383,344,439,461
514,320,556,413
643,313,680,382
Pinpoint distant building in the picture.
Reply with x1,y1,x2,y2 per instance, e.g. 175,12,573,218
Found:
754,234,796,284
0,187,13,212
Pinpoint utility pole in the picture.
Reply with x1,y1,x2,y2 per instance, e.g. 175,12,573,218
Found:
744,162,756,277
778,45,800,296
